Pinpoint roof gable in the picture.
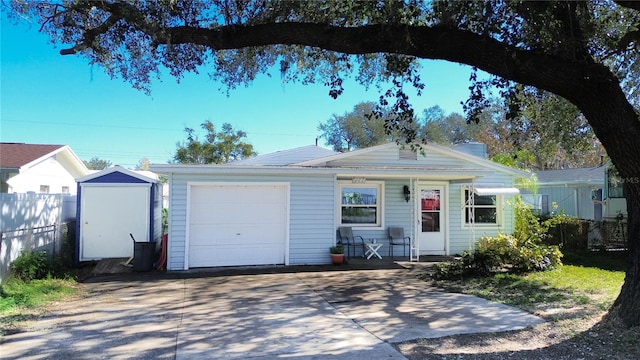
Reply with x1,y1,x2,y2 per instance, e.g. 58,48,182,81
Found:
0,142,89,178
77,165,159,183
296,142,529,178
0,143,65,168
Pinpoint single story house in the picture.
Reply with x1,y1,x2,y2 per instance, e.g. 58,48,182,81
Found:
151,142,527,270
0,142,89,194
524,162,626,221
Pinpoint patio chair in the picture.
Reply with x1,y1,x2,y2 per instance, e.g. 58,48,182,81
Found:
338,226,365,258
388,227,410,259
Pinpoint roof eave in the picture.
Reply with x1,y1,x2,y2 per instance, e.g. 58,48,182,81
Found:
150,163,495,180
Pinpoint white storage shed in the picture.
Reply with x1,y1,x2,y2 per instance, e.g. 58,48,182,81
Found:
76,166,162,262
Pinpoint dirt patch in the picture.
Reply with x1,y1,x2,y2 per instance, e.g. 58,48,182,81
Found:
396,307,640,359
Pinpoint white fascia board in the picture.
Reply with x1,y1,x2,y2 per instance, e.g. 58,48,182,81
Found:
55,146,91,178
474,187,520,195
149,163,494,179
77,165,158,183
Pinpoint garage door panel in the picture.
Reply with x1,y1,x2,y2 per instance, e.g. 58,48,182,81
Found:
189,244,284,267
188,184,288,268
189,226,284,247
190,207,285,225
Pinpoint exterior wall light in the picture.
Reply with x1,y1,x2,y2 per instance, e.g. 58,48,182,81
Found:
403,185,411,202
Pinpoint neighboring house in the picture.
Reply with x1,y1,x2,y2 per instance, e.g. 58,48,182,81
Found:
0,142,89,194
151,143,526,271
527,162,625,221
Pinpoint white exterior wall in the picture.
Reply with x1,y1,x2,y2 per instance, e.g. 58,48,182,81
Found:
7,158,78,195
167,173,336,270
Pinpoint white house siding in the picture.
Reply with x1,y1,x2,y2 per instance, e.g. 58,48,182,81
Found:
448,174,516,255
167,173,335,270
8,158,78,194
327,146,472,169
334,178,414,256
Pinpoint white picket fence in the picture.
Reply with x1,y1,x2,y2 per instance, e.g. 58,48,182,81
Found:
0,193,77,281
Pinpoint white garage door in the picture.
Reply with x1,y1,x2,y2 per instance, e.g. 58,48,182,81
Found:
188,184,288,268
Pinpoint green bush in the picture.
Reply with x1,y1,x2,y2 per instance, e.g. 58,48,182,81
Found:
543,215,588,251
513,196,547,243
433,233,563,279
432,197,567,280
10,250,52,282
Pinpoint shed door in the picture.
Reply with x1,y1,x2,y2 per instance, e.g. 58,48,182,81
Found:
81,186,150,260
188,184,288,268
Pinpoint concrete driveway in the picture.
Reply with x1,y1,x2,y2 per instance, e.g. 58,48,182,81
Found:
1,266,543,359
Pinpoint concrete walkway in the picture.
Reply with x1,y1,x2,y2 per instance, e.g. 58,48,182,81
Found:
1,266,543,359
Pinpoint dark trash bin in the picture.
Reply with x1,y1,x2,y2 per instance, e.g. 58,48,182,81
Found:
133,241,156,272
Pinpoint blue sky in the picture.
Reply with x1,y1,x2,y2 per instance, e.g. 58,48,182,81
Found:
1,13,476,168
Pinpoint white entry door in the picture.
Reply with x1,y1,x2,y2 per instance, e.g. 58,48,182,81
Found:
417,185,446,255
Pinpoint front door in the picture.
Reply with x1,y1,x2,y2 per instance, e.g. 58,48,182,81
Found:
417,185,446,255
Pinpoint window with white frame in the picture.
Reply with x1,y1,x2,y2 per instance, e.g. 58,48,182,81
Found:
339,181,383,227
61,186,70,194
40,185,50,193
464,189,499,225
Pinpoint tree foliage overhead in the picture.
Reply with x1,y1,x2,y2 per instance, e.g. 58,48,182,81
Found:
173,121,255,164
9,0,640,326
83,157,112,170
318,102,391,152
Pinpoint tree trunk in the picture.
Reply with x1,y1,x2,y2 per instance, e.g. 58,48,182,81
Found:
572,80,640,327
610,181,640,326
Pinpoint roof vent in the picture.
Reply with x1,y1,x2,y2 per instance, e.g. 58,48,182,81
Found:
399,149,417,160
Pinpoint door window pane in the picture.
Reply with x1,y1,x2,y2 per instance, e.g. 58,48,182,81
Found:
421,190,440,210
422,212,440,232
421,189,441,232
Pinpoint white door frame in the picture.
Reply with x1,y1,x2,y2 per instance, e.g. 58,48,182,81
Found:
79,183,151,261
415,181,449,255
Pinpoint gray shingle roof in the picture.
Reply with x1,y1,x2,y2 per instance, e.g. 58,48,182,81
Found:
535,166,605,185
232,145,338,166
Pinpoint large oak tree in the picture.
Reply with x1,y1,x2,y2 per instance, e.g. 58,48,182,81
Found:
8,1,640,325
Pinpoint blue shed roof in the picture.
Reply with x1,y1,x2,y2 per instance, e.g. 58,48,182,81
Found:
77,165,159,184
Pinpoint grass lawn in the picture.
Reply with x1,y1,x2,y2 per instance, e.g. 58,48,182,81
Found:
408,251,640,358
0,277,81,335
428,251,626,319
